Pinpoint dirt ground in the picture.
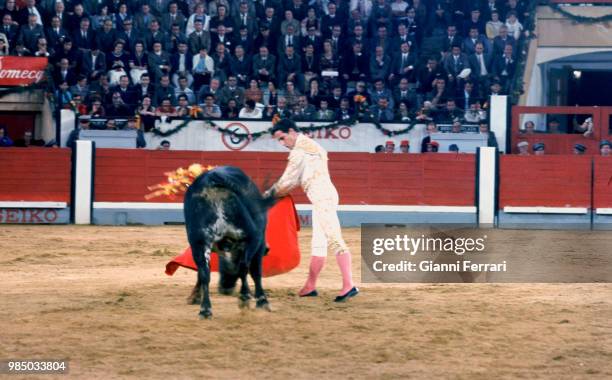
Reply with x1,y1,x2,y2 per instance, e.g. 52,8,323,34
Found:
1,226,611,380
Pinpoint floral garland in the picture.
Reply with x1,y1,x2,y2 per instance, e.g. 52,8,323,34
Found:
549,2,612,23
150,114,419,140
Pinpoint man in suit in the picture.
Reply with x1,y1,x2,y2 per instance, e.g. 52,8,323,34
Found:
462,27,491,55
81,45,107,80
230,45,251,87
302,25,323,56
95,19,116,54
392,23,415,51
112,75,137,109
370,79,395,110
149,0,171,18
188,19,210,55
369,45,392,83
148,41,172,82
276,24,300,58
217,75,245,107
341,42,369,85
134,3,157,34
145,19,170,52
443,44,470,92
54,58,78,86
2,14,20,49
292,95,316,121
44,0,68,29
252,45,276,84
153,74,176,106
393,78,413,108
161,2,186,33
135,73,156,102
18,0,43,26
73,18,95,51
232,25,253,55
389,41,417,84
369,96,394,122
211,25,233,52
170,41,193,87
321,2,343,38
441,24,461,54
277,45,303,90
468,41,492,96
492,25,516,57
18,13,45,54
117,18,141,54
492,43,516,92
232,1,258,38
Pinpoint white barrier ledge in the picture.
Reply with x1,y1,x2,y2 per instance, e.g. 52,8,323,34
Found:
503,206,588,214
93,202,477,213
596,208,612,215
0,202,68,208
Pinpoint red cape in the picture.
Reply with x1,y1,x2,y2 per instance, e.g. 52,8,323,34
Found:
165,196,301,277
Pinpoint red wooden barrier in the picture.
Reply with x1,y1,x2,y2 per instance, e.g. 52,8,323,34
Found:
0,148,71,202
593,157,612,209
499,155,592,208
94,149,476,206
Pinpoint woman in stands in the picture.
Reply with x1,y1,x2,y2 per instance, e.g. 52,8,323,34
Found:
138,96,157,132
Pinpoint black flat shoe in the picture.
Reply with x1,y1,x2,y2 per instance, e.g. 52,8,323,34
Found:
334,287,359,302
299,290,318,297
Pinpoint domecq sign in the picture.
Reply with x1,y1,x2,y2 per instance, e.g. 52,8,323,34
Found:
0,57,47,86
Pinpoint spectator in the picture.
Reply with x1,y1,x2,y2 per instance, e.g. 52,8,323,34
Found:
66,117,91,149
451,119,462,133
0,126,13,147
533,142,545,156
218,75,245,107
425,141,439,152
601,140,611,157
399,140,409,153
156,98,178,116
479,120,498,148
573,143,586,156
384,140,395,153
522,120,536,134
176,94,192,117
223,99,240,118
314,99,335,121
192,47,215,91
336,97,354,121
175,76,196,104
394,101,411,122
106,91,132,117
292,95,316,120
371,79,394,110
421,121,438,152
486,10,503,40
374,144,384,153
517,141,529,156
157,140,171,150
505,11,523,41
201,93,222,118
239,99,263,119
370,96,394,122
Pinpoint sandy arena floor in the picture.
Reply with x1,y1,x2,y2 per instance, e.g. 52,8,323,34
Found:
1,226,611,379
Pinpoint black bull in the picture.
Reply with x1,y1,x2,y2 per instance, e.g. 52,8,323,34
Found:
184,166,276,319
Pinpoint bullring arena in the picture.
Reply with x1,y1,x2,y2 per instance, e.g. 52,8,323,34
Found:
2,225,611,379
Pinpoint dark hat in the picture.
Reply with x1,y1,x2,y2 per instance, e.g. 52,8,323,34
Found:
600,140,612,148
533,143,545,151
449,144,459,152
574,143,586,152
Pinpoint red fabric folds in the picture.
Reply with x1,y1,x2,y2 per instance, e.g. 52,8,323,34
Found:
165,196,301,277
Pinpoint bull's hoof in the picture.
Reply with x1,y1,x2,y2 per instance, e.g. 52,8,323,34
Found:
238,294,251,309
218,285,236,296
256,297,271,312
199,310,213,319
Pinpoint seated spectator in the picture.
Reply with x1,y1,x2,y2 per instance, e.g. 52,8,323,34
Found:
66,117,92,149
394,101,411,122
385,140,395,153
218,75,245,108
175,76,196,104
574,143,587,156
399,140,410,153
517,141,529,155
55,80,73,108
138,96,157,132
336,97,354,121
201,94,222,118
223,99,240,118
0,125,13,147
156,98,178,117
124,117,147,149
486,10,504,40
371,79,395,110
601,140,611,157
89,98,106,117
425,141,439,152
176,95,192,117
505,11,523,41
305,78,323,107
451,119,463,133
280,80,302,108
370,97,394,122
574,117,594,137
369,45,391,84
192,47,215,92
106,92,132,117
104,119,118,130
239,100,263,119
129,41,149,85
244,79,263,104
464,101,487,123
522,120,536,134
435,99,464,123
157,140,171,150
293,95,316,121
533,142,545,156
314,99,335,121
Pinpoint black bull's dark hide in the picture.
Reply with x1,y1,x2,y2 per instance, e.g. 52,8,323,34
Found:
183,166,276,319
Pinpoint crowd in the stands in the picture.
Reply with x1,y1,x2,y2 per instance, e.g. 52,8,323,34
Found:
0,0,530,125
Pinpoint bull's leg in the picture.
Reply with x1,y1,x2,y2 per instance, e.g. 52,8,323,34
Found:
238,268,251,309
187,275,202,305
192,242,213,319
249,246,270,311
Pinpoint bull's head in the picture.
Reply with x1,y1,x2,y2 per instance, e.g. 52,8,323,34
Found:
214,237,246,295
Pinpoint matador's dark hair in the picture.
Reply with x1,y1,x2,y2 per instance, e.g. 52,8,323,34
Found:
270,118,299,134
